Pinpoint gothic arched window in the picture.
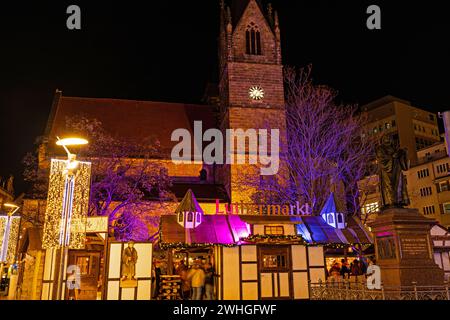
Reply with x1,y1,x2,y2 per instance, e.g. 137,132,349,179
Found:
337,214,343,223
246,23,262,55
178,212,184,223
328,214,334,224
187,212,194,222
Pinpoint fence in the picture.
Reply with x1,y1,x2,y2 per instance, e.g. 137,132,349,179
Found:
309,279,450,300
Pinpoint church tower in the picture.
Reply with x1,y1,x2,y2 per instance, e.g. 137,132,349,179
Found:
218,0,287,203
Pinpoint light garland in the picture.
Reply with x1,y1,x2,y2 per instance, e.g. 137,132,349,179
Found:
0,215,20,263
42,159,91,249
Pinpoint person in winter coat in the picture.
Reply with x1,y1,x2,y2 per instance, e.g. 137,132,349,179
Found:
187,264,206,300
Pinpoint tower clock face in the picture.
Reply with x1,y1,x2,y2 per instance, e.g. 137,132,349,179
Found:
249,86,265,100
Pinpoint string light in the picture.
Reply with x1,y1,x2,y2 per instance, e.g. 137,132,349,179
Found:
42,159,91,249
0,215,20,263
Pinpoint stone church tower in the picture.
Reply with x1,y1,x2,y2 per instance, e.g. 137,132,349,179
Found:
218,0,287,203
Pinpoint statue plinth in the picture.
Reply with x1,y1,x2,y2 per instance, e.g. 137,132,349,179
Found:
369,207,444,287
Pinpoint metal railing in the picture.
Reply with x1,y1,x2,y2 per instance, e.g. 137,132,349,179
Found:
309,279,450,300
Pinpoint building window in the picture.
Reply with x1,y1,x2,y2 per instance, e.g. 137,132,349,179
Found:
264,225,284,235
328,214,334,224
362,202,379,215
420,187,432,197
187,212,193,222
423,206,435,215
178,212,184,223
443,203,450,214
337,214,343,223
260,247,289,271
439,181,450,192
417,168,430,179
246,23,261,55
196,212,201,223
437,163,450,174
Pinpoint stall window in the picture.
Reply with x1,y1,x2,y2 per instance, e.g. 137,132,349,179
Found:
264,226,284,235
328,214,334,224
76,256,90,275
259,247,289,271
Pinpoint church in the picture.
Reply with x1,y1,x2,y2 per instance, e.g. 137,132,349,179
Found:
15,0,371,300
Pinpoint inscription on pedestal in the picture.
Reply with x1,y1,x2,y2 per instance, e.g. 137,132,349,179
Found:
400,236,429,259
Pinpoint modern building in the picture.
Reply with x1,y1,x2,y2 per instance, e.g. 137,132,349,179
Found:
405,140,450,227
362,95,440,165
359,96,441,224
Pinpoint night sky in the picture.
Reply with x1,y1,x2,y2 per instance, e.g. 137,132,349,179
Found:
1,1,449,195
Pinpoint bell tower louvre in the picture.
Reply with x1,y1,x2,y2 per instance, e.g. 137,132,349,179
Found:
218,0,288,203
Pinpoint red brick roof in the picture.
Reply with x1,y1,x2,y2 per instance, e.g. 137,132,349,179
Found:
45,91,218,158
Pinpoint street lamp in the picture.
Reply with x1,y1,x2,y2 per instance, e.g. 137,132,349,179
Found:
52,136,89,300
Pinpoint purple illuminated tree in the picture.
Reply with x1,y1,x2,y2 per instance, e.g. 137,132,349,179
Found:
24,116,174,241
246,66,375,216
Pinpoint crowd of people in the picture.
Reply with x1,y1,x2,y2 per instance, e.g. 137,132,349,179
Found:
176,260,215,300
152,259,215,300
326,257,372,284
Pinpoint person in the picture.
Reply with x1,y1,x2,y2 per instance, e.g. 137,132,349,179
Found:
350,259,364,284
187,263,206,300
178,264,191,300
204,263,214,300
340,259,350,280
152,261,162,299
328,261,341,284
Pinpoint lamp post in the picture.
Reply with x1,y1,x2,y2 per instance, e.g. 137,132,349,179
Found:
54,136,88,300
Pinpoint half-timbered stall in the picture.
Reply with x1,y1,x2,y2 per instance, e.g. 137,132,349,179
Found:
431,224,450,281
159,190,327,300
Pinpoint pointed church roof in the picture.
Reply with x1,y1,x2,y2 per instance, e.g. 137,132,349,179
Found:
320,192,346,215
174,189,204,214
230,0,274,31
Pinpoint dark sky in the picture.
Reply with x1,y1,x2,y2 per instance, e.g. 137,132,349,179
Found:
1,0,449,195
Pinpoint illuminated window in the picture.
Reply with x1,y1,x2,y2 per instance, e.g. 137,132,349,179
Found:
363,202,379,215
264,226,284,235
76,256,90,275
246,23,261,55
260,247,289,271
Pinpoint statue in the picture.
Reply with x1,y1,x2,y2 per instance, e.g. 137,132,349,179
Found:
121,241,138,281
375,135,410,208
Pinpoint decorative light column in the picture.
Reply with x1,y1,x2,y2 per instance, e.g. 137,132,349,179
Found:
42,137,91,300
0,203,21,271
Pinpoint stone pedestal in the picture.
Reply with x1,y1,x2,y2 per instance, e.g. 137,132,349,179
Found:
369,207,444,287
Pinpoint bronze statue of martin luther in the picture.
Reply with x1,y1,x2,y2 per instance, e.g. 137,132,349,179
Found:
376,135,410,208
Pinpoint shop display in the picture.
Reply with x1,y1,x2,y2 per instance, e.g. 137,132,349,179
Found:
157,275,181,300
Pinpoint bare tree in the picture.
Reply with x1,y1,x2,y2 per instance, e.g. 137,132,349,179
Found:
23,116,174,241
239,66,375,215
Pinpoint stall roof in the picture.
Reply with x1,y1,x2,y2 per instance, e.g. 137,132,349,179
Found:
160,214,249,246
299,215,373,245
